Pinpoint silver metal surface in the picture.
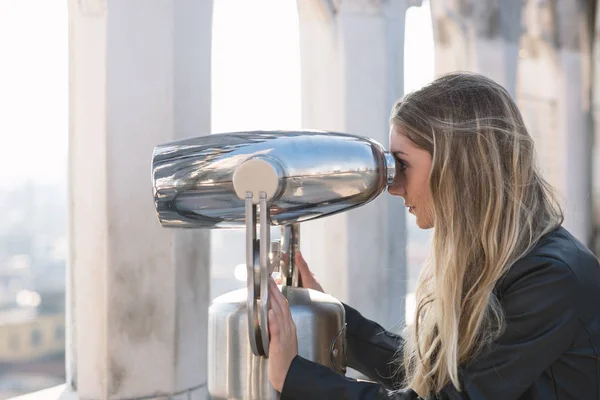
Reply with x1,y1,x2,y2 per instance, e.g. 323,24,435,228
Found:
208,286,346,400
258,194,270,357
269,240,281,274
330,324,347,374
151,130,396,229
280,224,300,287
152,130,395,399
245,194,262,356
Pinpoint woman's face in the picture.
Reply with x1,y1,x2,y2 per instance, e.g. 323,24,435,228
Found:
388,125,434,229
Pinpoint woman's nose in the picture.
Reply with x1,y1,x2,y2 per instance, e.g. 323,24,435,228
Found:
387,177,406,197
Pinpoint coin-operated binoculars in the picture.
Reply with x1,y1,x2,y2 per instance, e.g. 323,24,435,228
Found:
151,130,396,399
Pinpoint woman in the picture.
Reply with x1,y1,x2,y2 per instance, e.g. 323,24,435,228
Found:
266,72,600,399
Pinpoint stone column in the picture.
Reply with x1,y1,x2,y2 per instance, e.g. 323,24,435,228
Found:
295,0,408,331
516,0,594,245
430,0,522,97
68,1,212,399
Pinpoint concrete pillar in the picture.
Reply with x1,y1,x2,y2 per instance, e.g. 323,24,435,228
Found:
592,0,600,256
295,0,408,331
516,0,593,245
68,1,212,399
430,0,522,97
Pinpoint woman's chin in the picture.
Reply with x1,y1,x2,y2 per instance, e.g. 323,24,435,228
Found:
415,215,433,230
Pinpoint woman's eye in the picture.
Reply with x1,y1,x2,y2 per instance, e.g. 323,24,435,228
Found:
395,157,408,170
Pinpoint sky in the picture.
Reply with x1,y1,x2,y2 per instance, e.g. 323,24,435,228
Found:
0,0,69,186
0,0,433,185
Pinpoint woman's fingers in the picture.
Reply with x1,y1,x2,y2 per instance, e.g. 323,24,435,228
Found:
269,277,284,303
295,252,310,282
268,282,283,340
268,309,280,337
269,278,284,315
267,293,299,394
295,251,309,274
271,279,293,320
268,278,295,337
294,251,325,293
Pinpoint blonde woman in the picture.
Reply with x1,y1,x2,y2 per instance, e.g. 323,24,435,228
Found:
267,72,600,400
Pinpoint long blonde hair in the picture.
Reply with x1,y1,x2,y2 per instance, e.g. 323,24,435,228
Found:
391,72,563,396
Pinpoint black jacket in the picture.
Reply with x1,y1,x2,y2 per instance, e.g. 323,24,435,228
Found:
280,226,600,399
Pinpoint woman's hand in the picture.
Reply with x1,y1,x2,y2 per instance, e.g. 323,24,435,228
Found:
267,277,298,392
295,251,325,293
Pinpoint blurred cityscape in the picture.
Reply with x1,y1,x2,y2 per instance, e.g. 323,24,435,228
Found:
0,179,68,398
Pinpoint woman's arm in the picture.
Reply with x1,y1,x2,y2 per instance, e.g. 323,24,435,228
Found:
293,251,405,388
281,355,419,400
277,303,408,399
268,275,415,399
343,303,405,389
